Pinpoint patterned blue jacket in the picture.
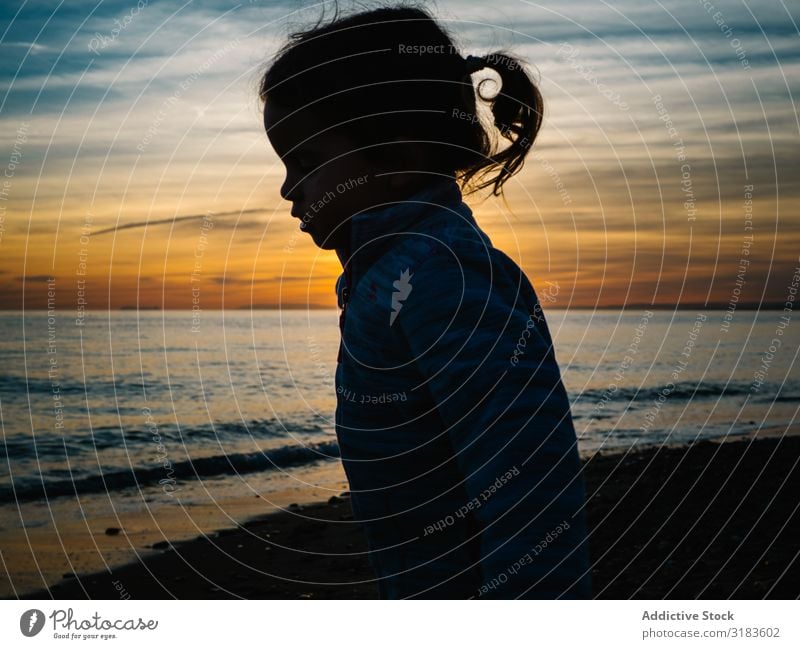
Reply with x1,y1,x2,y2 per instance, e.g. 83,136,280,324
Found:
334,177,592,599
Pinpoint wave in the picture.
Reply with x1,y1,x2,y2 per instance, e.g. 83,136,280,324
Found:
0,373,184,399
574,380,796,404
0,415,331,460
0,440,341,504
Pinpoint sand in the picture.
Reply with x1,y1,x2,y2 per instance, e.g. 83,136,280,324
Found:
10,434,800,599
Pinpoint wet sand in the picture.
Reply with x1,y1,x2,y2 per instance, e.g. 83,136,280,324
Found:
12,434,800,599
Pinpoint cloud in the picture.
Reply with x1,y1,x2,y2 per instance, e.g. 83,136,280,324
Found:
209,275,334,285
16,275,53,282
92,207,270,235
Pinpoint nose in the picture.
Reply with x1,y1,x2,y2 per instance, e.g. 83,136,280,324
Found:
280,174,302,203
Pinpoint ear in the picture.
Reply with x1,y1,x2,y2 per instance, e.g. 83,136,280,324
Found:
374,139,420,176
353,143,397,189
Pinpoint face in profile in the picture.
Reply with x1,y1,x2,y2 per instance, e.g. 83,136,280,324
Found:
264,98,386,251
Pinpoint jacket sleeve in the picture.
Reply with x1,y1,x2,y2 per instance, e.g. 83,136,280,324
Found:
396,246,592,599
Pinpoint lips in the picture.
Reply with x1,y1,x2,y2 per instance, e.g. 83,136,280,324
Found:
292,208,312,231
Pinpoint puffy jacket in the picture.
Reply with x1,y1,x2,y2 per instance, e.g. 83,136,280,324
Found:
333,177,592,599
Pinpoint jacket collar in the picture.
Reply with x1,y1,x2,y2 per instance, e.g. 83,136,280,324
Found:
335,176,463,277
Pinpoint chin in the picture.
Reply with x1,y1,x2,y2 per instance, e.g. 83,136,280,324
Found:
310,230,341,250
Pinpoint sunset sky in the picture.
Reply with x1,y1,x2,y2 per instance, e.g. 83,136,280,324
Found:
1,0,798,310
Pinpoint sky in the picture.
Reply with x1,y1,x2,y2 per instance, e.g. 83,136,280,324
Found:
1,0,798,310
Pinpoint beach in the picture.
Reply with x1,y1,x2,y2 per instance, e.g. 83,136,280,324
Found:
14,432,799,599
4,309,798,598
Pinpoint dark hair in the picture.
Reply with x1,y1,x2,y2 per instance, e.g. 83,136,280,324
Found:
258,3,543,197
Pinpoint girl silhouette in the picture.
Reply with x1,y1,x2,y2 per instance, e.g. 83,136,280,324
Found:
259,4,592,599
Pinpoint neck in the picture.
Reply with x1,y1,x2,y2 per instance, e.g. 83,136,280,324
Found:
334,174,458,271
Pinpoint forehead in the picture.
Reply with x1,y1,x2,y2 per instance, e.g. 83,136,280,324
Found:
264,99,326,156
264,97,361,162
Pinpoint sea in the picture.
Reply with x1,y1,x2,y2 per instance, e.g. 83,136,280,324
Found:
0,308,797,594
0,308,797,508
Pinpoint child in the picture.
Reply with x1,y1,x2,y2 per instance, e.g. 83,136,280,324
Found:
259,4,592,599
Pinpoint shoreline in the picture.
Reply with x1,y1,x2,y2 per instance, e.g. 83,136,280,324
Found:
0,459,352,599
10,431,800,599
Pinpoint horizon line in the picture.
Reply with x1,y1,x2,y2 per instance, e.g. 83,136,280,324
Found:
2,304,790,312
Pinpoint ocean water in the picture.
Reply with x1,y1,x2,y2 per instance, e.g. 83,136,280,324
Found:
0,309,797,510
